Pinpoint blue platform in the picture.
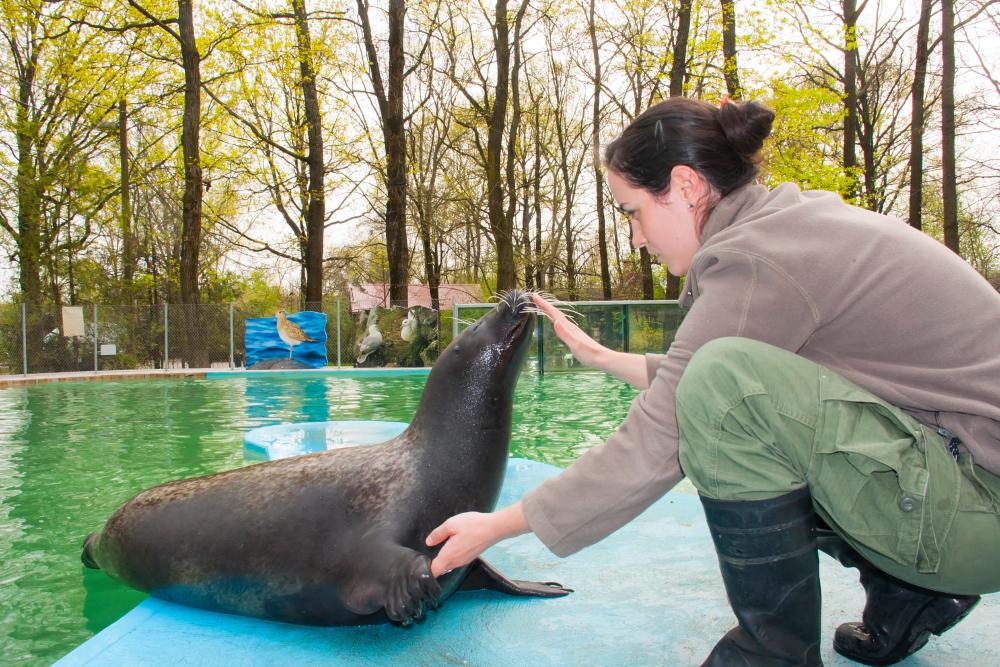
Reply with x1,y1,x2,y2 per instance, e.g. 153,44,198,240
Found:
243,420,410,461
57,458,998,666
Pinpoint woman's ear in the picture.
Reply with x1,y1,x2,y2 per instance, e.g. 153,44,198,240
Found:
669,165,701,206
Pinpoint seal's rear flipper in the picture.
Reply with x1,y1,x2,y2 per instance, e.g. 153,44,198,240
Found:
458,558,572,597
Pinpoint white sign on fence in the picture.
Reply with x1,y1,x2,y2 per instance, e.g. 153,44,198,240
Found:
100,344,117,356
62,306,85,337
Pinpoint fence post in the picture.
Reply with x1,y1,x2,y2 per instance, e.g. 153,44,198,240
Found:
21,303,27,375
537,316,545,378
336,298,342,367
229,303,235,369
163,303,169,371
452,303,459,340
93,304,99,372
622,304,630,354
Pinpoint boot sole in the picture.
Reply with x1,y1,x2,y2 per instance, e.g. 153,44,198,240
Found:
834,595,981,666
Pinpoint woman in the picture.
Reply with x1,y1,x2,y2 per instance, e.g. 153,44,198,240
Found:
426,98,1000,666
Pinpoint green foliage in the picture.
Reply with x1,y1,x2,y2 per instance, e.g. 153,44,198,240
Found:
763,81,856,196
231,270,287,315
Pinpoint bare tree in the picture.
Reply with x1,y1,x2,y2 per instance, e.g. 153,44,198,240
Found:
941,0,959,252
721,0,742,98
587,0,612,298
438,0,530,292
358,0,412,306
907,0,934,229
843,0,866,200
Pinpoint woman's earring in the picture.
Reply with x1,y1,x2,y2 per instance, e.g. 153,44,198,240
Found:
687,202,695,210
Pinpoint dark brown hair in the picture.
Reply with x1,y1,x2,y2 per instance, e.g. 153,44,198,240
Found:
604,98,775,199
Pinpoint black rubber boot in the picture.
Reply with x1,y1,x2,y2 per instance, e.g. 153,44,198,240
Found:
700,486,823,667
816,526,980,666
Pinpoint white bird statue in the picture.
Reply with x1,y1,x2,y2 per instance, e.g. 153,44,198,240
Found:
400,310,417,342
276,310,317,359
356,322,384,364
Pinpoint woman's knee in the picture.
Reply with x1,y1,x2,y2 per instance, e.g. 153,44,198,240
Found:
676,337,761,409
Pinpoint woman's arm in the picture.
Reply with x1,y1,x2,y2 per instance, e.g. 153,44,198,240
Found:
426,502,530,577
531,294,650,389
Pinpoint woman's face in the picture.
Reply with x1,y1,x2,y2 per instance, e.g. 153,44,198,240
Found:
607,169,701,276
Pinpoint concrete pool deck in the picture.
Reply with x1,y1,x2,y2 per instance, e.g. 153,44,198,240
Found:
0,366,431,389
55,458,997,666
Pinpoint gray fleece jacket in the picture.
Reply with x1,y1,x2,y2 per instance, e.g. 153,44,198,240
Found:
522,182,1000,557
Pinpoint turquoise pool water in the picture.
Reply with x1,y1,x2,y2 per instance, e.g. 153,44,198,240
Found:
0,370,638,665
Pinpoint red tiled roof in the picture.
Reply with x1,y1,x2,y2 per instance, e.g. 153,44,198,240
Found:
348,284,483,312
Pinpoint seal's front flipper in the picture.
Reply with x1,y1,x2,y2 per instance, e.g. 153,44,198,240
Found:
342,547,442,625
458,557,572,597
384,551,442,625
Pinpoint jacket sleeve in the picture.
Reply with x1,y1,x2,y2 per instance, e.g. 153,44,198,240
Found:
522,249,820,556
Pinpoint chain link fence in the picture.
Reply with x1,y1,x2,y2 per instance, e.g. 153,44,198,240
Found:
0,300,684,376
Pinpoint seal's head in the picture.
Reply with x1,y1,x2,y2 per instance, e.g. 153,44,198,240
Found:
414,290,536,428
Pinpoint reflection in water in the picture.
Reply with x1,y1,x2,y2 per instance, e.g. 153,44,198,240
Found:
0,371,637,665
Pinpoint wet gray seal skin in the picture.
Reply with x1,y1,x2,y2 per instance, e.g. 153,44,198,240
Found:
81,290,570,626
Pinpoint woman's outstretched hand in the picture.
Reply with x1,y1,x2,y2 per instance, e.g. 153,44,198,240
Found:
530,293,607,369
530,293,651,389
426,503,530,578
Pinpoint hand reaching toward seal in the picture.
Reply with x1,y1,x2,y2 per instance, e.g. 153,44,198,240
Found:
426,503,530,578
530,294,606,368
530,293,651,389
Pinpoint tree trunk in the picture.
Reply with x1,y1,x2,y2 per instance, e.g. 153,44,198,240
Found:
670,0,692,99
907,0,933,230
178,0,203,307
720,0,742,98
385,0,409,307
520,139,534,290
843,0,859,199
941,0,959,253
488,0,517,291
533,117,543,291
663,0,692,300
589,0,612,299
639,248,654,299
504,18,527,293
359,0,409,307
177,0,206,366
294,0,326,308
15,47,43,304
119,99,135,284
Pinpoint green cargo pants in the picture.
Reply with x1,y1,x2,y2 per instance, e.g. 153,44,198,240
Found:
675,337,1000,596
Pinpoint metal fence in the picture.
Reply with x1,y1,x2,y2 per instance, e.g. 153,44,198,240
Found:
0,300,685,376
455,300,685,374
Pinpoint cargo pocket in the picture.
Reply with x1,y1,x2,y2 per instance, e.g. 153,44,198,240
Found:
810,375,958,575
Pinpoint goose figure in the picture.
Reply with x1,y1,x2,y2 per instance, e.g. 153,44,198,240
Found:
356,322,384,365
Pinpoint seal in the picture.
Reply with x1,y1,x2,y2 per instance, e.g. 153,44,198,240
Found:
81,290,570,626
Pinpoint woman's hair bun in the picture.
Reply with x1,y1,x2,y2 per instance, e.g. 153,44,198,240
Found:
718,100,775,159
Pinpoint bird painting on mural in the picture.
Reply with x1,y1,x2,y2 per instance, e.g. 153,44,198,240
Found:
276,310,317,358
357,321,384,365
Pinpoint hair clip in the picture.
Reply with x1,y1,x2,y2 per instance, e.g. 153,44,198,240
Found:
719,95,732,107
654,119,665,150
